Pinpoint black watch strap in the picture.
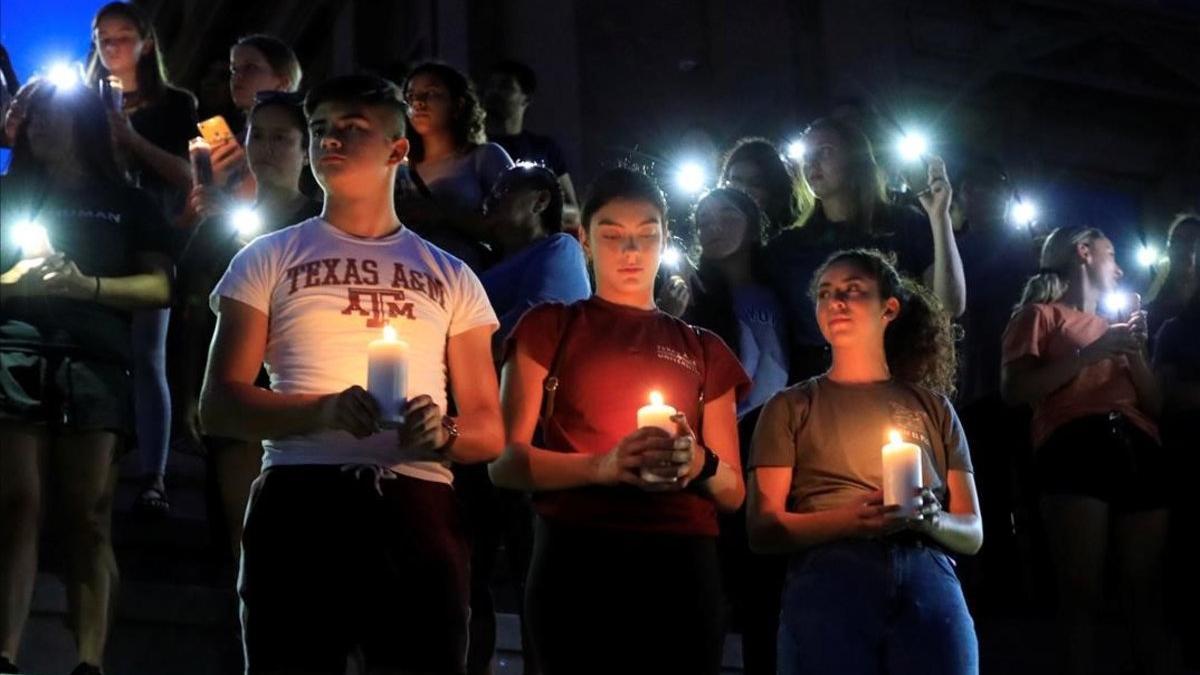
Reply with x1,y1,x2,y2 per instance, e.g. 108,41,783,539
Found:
694,444,720,483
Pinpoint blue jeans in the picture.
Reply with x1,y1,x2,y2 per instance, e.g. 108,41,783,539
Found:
778,538,978,675
132,308,171,477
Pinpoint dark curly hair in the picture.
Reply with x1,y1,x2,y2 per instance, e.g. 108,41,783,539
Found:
402,62,487,162
809,248,957,397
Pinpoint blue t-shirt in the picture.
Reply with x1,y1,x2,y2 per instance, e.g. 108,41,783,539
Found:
765,205,935,355
731,284,790,417
480,233,591,342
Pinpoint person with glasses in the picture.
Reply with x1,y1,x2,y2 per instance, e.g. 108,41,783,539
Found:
463,163,591,674
399,62,513,271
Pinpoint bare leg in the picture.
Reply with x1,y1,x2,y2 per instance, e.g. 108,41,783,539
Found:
1041,495,1109,675
0,423,47,662
1113,509,1175,675
51,431,119,667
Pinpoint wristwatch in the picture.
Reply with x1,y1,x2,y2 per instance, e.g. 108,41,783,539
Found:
439,416,460,452
694,444,720,483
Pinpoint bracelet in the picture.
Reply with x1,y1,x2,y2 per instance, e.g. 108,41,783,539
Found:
92,276,101,302
439,415,460,453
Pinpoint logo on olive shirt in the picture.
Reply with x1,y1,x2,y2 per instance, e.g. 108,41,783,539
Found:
889,403,932,447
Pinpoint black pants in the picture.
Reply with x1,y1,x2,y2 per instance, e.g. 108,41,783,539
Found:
240,465,471,674
718,405,785,675
525,517,724,675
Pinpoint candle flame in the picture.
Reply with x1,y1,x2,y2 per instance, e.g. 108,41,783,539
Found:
888,430,902,444
382,324,397,341
649,391,663,406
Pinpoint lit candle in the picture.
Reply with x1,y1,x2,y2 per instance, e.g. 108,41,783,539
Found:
12,219,53,262
99,75,123,111
189,137,214,186
367,324,409,428
882,429,922,518
637,391,678,483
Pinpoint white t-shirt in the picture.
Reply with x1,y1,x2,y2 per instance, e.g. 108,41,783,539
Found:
210,217,498,483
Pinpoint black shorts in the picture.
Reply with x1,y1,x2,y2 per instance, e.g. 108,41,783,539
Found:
240,465,471,674
0,349,133,437
1036,413,1168,514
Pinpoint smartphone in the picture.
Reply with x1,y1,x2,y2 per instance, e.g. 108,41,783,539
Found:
1103,291,1142,323
197,115,235,147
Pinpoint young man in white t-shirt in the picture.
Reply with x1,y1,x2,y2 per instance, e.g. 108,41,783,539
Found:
200,75,503,675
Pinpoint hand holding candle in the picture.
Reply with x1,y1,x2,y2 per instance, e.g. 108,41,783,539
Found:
367,324,409,428
189,137,214,187
882,430,922,518
636,391,680,484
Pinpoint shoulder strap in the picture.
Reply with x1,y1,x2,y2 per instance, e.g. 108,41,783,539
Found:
540,303,583,426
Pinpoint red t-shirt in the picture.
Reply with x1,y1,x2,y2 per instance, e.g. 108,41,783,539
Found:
1001,302,1158,448
507,296,750,536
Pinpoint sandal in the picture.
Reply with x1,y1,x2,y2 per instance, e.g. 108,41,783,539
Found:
133,486,171,517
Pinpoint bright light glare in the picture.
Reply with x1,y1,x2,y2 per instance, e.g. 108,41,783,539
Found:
232,207,262,238
675,162,707,195
785,140,806,161
1010,200,1038,227
1136,244,1159,268
896,131,929,163
1103,292,1129,316
13,220,51,257
662,246,682,268
46,61,80,90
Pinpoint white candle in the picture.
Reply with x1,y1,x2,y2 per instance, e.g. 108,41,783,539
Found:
13,219,53,261
637,391,678,483
882,429,922,518
367,324,409,428
189,137,214,186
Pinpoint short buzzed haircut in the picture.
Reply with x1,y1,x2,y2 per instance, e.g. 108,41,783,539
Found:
304,74,407,137
492,60,537,97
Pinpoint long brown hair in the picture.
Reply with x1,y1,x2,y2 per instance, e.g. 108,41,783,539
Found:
84,1,172,103
797,117,889,234
810,248,958,397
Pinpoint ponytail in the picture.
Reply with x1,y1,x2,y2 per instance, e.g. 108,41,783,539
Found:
1013,226,1105,315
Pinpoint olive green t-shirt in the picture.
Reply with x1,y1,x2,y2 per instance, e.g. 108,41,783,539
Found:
749,376,973,514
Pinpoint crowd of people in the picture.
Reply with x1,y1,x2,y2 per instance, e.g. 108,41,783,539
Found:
1,4,1198,675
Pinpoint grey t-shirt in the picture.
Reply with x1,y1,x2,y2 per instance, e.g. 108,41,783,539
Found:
749,376,973,514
